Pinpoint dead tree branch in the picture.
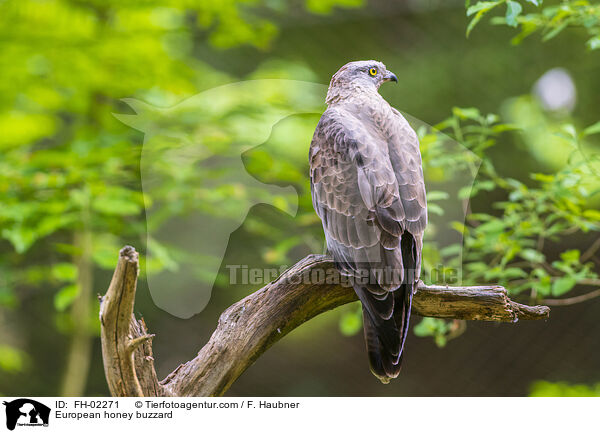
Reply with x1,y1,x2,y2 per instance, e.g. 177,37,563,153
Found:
99,246,550,397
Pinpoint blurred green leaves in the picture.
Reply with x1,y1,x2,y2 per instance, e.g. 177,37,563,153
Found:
0,0,357,376
414,318,467,348
51,263,78,282
583,121,600,136
467,1,504,36
466,0,600,49
0,345,29,374
306,0,364,15
505,1,523,27
54,284,80,312
411,106,600,347
530,380,600,396
414,318,452,347
339,306,363,336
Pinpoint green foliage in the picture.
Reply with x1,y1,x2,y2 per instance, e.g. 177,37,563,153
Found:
339,306,363,336
0,345,28,374
305,0,365,15
414,318,468,347
466,0,600,49
0,0,361,375
506,1,524,27
54,284,80,312
466,1,507,37
530,380,600,396
436,110,599,296
413,318,452,347
411,107,600,345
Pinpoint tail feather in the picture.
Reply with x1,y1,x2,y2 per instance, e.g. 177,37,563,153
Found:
355,286,399,354
356,232,418,383
360,285,413,383
362,308,393,383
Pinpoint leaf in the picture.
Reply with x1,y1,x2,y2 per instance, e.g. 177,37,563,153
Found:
530,381,600,397
492,123,521,132
520,248,545,263
1,226,37,254
500,267,528,279
414,318,450,347
466,2,502,37
467,1,501,16
91,233,126,270
505,1,523,27
542,20,569,42
560,249,580,263
0,345,27,373
551,276,577,296
428,203,444,216
36,213,78,239
451,221,468,234
54,284,80,312
587,36,600,50
305,0,364,14
583,121,600,136
453,106,481,119
478,219,506,233
583,209,600,221
532,273,552,296
414,317,436,336
339,310,362,336
427,190,450,201
92,197,142,216
525,0,540,5
434,334,447,348
466,262,489,272
51,263,78,282
531,173,555,183
478,180,496,191
458,186,473,199
440,244,462,257
561,123,577,138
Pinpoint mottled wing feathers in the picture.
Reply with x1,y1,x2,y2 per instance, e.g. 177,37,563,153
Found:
310,108,407,281
389,107,428,237
310,102,426,382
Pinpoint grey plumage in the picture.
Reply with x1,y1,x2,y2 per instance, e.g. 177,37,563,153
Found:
309,60,427,383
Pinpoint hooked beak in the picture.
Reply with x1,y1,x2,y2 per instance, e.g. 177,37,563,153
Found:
383,72,398,83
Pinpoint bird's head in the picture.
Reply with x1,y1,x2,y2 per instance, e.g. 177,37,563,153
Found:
326,60,397,104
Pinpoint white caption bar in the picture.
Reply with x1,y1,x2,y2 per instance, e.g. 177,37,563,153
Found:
0,397,596,432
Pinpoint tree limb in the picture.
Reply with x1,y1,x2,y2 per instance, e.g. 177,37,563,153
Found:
99,246,166,397
100,246,550,397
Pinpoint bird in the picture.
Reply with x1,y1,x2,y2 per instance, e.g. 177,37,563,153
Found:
309,60,427,383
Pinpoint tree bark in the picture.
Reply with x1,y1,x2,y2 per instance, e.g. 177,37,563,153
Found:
99,246,164,396
100,246,550,397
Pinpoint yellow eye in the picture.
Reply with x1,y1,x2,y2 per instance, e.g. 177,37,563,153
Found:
369,67,377,76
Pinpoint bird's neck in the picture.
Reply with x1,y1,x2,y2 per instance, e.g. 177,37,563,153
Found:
326,83,383,106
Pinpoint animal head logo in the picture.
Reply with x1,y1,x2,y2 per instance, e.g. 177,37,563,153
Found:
115,79,479,318
3,399,50,431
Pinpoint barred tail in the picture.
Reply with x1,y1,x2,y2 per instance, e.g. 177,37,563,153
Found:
360,284,413,383
357,232,417,383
